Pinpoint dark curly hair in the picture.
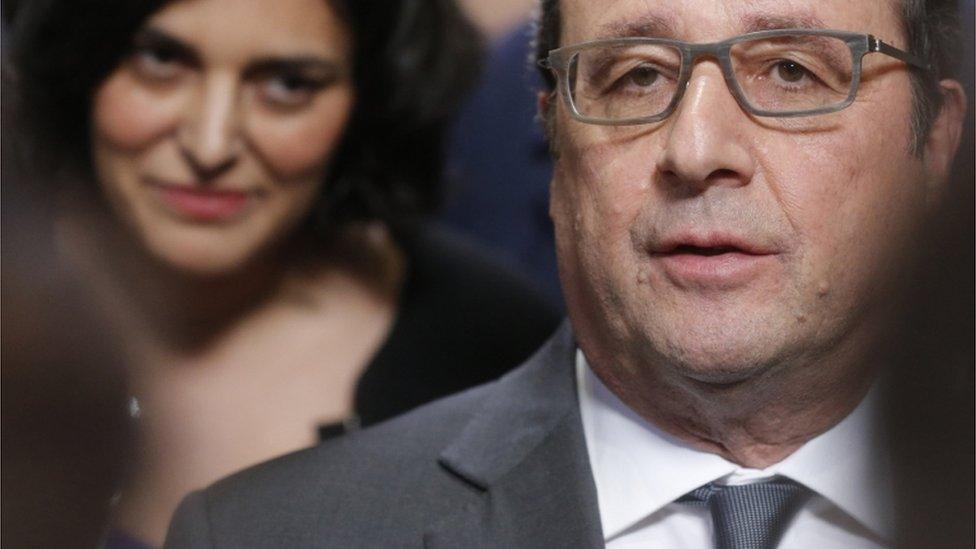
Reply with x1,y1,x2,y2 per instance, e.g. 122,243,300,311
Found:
6,0,482,239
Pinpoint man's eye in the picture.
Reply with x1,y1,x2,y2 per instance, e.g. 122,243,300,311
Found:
258,74,326,108
130,47,182,80
773,60,811,84
627,66,660,87
604,64,664,95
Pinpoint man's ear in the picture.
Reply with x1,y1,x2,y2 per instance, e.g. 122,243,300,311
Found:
538,90,561,159
537,90,551,119
924,79,967,183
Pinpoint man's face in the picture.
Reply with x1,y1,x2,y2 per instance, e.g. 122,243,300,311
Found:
552,0,942,383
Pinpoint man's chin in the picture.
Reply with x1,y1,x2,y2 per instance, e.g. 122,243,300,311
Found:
675,363,772,386
641,314,797,386
661,347,781,386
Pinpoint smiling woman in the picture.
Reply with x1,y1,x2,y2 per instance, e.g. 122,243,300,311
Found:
6,0,560,547
88,0,355,275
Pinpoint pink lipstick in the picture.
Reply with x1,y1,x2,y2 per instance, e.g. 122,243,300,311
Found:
154,185,252,222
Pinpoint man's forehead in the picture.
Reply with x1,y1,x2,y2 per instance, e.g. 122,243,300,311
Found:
560,0,902,44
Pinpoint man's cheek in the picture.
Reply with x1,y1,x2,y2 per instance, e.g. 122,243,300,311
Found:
765,127,868,228
575,147,651,234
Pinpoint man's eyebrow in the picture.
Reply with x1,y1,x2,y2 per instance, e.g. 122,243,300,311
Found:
591,11,827,42
740,13,828,33
595,13,679,40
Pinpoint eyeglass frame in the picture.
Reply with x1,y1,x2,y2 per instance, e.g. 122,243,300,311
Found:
539,28,931,125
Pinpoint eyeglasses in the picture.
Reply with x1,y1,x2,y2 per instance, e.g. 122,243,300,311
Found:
540,28,929,125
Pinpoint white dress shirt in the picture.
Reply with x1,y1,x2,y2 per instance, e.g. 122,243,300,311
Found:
576,350,894,548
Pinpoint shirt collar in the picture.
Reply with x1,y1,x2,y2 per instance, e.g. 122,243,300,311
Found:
772,380,894,537
576,349,893,542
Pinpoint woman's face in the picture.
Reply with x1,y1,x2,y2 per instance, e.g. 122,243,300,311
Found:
91,0,354,275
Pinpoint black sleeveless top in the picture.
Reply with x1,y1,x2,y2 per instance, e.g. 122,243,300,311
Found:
320,224,561,437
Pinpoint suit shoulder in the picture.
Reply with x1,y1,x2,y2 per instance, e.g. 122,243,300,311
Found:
225,377,492,486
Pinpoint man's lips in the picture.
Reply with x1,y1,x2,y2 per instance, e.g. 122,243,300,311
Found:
650,233,775,256
649,233,779,288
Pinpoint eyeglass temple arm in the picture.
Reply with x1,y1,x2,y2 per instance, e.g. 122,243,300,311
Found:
869,35,931,71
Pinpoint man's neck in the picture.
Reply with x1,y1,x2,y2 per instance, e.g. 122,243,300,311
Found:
584,339,879,469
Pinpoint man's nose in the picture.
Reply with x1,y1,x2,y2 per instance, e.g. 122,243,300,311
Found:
656,64,754,193
177,75,242,178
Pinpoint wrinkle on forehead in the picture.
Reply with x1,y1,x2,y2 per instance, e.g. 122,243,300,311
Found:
563,0,901,45
595,12,679,40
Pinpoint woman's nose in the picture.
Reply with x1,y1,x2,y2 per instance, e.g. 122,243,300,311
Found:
176,74,242,178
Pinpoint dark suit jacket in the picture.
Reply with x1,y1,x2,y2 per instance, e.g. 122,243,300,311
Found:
164,323,605,548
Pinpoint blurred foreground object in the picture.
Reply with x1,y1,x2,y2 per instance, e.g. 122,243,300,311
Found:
886,1,974,544
2,70,131,548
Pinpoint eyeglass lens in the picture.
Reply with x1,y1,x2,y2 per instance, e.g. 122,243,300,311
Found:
568,34,856,121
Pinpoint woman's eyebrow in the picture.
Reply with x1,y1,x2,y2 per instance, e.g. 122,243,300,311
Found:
243,57,342,79
131,27,342,79
131,27,200,64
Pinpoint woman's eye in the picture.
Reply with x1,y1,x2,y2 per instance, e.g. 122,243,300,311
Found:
131,47,182,80
258,74,325,108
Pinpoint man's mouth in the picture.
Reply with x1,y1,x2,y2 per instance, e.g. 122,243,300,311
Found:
652,233,773,256
649,234,778,288
659,244,748,257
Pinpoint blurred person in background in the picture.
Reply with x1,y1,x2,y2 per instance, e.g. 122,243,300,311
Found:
441,0,562,308
457,0,535,41
441,20,562,308
7,0,559,546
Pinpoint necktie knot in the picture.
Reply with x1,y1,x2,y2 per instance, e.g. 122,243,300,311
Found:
679,477,811,549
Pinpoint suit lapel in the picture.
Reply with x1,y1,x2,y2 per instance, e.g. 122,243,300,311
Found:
425,323,604,548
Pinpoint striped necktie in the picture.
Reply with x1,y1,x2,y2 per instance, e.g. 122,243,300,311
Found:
679,477,812,549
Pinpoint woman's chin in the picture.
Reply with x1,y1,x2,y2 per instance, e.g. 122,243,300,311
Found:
143,242,264,279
